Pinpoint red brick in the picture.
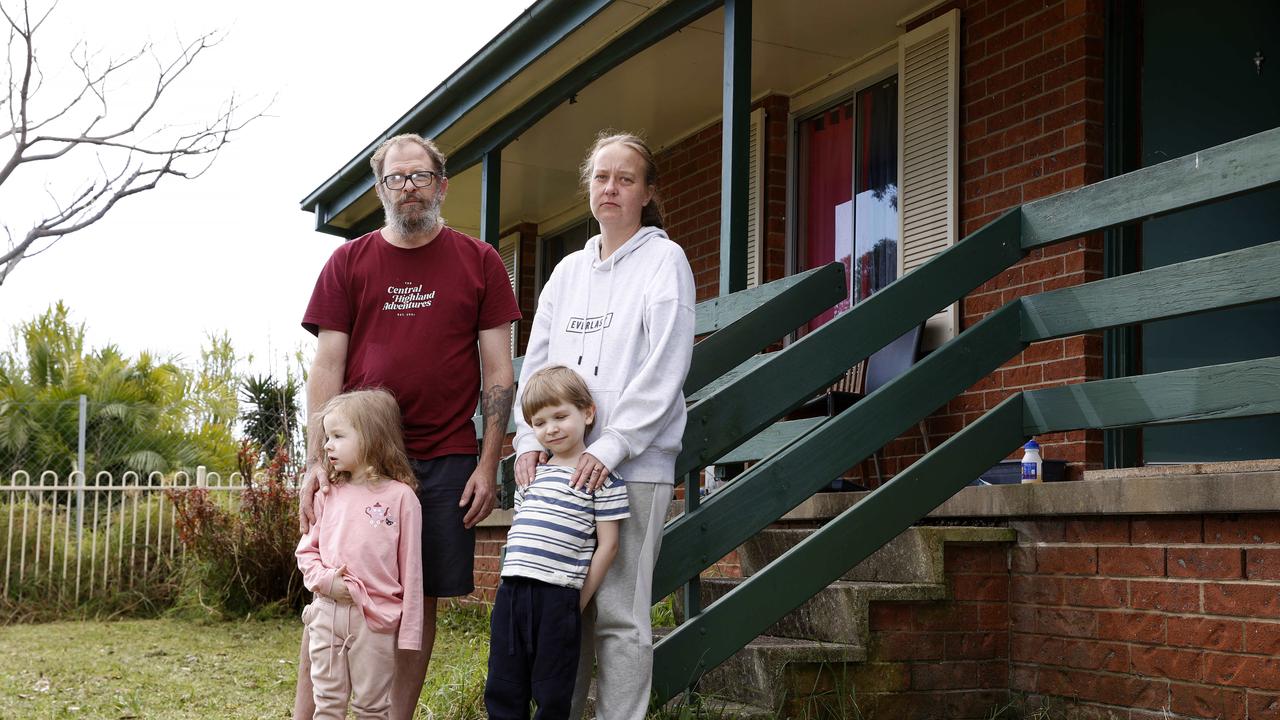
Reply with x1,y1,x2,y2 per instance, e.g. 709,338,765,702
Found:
945,631,1006,661
1168,546,1244,579
1097,610,1166,643
1168,616,1244,652
1131,646,1202,682
870,631,944,661
1036,545,1097,575
1206,514,1280,544
1250,691,1280,720
1010,604,1037,633
1062,517,1128,543
1037,607,1097,638
1205,583,1280,618
868,603,914,630
1130,580,1200,613
962,599,1002,632
945,544,1007,573
1169,683,1248,719
1062,638,1128,672
1098,546,1165,577
1248,548,1280,580
1062,577,1128,608
911,662,981,691
951,574,1009,602
1011,574,1063,605
1245,621,1280,655
914,603,979,631
1205,653,1280,690
1131,516,1203,543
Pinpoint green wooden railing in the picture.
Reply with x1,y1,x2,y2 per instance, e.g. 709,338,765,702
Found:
645,126,1280,701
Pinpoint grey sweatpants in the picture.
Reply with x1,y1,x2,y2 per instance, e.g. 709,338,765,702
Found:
569,481,673,720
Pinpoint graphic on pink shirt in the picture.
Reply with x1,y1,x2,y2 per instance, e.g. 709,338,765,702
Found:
365,502,396,527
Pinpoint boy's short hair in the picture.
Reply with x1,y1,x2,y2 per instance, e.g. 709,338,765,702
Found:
521,365,595,430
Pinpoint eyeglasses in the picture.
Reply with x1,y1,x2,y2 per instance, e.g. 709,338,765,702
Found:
381,171,441,190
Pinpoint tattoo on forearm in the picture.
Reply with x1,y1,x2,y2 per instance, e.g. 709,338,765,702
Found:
481,382,515,442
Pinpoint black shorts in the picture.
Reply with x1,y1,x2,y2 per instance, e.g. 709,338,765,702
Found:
412,454,478,598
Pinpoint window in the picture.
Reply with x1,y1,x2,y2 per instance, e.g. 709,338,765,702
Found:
537,217,598,294
797,78,899,330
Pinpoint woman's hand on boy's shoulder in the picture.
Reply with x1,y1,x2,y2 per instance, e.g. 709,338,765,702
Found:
570,452,611,493
514,450,548,488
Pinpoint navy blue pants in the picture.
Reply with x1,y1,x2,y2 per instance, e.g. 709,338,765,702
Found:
484,577,582,720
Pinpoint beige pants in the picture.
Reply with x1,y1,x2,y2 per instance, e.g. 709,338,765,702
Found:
303,596,397,719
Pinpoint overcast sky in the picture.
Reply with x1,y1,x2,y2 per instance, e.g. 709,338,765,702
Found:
0,0,530,377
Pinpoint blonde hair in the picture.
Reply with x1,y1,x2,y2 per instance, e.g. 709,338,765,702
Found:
315,388,416,489
579,131,664,228
521,366,595,433
370,133,447,180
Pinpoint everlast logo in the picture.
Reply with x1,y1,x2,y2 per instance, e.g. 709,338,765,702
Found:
566,313,613,334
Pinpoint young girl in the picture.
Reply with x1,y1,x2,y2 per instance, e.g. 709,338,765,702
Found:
296,388,423,720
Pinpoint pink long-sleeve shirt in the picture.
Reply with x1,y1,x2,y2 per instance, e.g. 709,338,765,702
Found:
295,479,424,650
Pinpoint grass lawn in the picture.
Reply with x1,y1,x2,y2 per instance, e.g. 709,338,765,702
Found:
0,606,491,719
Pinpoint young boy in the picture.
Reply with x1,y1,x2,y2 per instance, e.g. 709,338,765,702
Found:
484,365,629,720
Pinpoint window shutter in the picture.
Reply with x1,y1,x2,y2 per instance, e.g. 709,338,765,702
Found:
499,232,519,353
898,8,959,348
746,107,766,288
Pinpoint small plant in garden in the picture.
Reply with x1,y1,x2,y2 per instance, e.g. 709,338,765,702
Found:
168,442,303,619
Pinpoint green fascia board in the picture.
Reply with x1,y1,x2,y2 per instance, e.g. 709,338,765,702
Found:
300,0,611,215
309,0,723,236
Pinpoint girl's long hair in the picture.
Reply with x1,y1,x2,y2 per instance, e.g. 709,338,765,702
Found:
315,388,416,489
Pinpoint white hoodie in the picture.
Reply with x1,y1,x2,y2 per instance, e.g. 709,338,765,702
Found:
513,226,695,484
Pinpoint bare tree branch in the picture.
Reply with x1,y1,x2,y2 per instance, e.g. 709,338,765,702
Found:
0,0,268,286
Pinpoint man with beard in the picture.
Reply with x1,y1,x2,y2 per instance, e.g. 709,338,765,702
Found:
294,134,521,719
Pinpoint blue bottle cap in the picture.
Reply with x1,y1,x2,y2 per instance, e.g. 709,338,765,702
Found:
1024,439,1040,451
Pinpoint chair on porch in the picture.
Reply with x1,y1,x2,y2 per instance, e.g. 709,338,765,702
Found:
795,324,930,487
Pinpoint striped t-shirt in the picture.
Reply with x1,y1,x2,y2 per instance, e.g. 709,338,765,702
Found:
501,464,631,589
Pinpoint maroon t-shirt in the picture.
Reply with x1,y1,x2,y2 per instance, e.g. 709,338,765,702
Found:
303,227,521,460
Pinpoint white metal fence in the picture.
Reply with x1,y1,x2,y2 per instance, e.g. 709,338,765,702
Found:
1,467,283,603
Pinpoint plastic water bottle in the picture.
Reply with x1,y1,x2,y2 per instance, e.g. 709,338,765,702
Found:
1021,440,1043,483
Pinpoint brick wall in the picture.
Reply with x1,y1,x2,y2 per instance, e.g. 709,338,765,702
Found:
657,95,790,303
848,513,1280,719
1008,514,1280,719
854,542,1011,718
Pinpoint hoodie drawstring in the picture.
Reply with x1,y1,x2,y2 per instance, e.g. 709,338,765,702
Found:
593,270,615,376
578,270,592,369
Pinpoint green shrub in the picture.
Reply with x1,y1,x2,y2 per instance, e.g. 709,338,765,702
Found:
168,444,303,619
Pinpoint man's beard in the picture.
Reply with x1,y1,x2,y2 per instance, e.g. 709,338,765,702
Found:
384,193,444,237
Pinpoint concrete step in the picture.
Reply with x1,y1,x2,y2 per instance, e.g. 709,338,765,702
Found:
737,525,1015,583
697,633,866,713
679,578,945,644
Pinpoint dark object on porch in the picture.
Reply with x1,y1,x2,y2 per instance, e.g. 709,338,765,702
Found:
793,325,929,487
973,459,1068,485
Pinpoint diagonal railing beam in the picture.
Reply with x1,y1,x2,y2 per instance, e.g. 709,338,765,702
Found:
686,262,845,395
655,239,1280,600
1021,126,1280,248
653,355,1280,702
